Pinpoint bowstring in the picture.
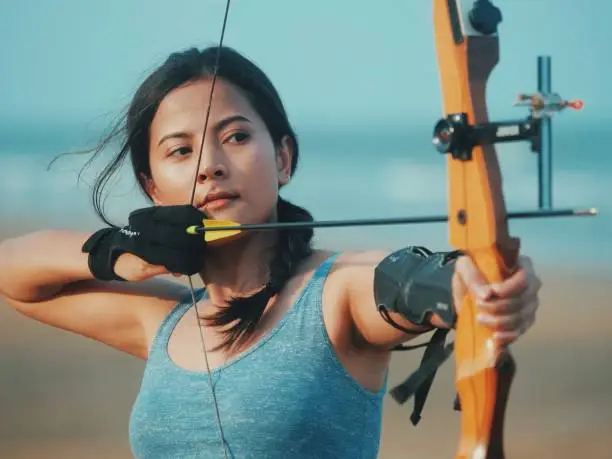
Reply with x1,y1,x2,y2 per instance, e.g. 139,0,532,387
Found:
187,1,232,458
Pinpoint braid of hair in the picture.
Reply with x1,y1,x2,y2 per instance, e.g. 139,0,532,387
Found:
205,197,314,351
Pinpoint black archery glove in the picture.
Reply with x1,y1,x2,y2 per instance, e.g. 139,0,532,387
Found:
82,205,207,281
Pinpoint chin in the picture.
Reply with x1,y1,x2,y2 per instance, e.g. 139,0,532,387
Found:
209,200,275,224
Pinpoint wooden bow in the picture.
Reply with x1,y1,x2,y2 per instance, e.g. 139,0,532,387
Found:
434,1,527,457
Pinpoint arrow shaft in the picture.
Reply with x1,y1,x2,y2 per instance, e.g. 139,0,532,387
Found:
194,207,596,233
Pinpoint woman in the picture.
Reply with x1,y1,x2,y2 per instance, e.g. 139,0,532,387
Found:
0,46,541,458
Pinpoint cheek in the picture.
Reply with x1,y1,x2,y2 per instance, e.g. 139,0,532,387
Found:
238,152,280,205
149,162,194,205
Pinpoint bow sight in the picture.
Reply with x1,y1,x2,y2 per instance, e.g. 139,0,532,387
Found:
432,56,585,211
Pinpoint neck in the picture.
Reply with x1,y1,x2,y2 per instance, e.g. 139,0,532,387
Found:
200,230,277,305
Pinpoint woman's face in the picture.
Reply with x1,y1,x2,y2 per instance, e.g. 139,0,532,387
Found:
146,78,293,225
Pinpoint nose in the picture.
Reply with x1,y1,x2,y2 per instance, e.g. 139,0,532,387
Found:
197,162,228,183
195,142,229,183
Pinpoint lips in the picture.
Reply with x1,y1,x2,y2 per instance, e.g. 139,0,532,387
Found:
198,191,239,210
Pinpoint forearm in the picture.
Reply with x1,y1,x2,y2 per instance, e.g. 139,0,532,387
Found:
0,229,94,301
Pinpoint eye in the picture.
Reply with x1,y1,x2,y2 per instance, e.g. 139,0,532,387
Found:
224,131,250,145
168,146,192,157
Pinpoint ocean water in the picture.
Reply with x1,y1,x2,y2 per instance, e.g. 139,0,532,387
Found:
0,122,610,271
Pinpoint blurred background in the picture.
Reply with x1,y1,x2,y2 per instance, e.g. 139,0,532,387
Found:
1,0,610,458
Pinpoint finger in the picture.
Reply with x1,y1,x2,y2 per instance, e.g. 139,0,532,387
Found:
492,330,520,346
522,266,543,298
482,277,541,318
518,256,542,295
141,263,170,278
455,256,494,300
478,309,522,331
493,311,536,346
477,296,524,315
489,266,530,299
519,255,536,275
478,298,539,332
518,297,539,325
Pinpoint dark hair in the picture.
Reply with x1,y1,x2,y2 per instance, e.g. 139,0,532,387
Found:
76,46,314,351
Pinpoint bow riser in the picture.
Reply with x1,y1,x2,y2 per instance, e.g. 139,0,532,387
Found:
434,1,518,458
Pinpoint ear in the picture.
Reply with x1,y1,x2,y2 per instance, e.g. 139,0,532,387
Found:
276,135,294,186
140,173,162,205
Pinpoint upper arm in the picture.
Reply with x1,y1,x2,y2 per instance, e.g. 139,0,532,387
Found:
335,250,432,350
2,278,188,359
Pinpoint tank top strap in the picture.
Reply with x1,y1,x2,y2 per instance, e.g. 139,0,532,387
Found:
311,251,340,282
281,251,340,327
147,287,207,357
298,251,339,305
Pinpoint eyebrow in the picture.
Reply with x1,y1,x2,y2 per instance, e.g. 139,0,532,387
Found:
157,115,251,147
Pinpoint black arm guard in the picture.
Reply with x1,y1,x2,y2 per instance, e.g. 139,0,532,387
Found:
373,246,463,426
374,246,460,329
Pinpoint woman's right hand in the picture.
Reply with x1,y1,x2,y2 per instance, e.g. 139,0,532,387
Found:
82,204,208,282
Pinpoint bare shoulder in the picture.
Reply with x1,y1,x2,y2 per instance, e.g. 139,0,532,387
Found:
326,249,391,285
319,249,391,333
323,248,421,350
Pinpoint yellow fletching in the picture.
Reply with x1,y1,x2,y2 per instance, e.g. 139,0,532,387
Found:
187,219,242,243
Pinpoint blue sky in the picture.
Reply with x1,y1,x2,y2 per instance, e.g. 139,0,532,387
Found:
1,0,609,131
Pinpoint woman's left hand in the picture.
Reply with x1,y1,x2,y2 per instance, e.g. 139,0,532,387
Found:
452,255,542,346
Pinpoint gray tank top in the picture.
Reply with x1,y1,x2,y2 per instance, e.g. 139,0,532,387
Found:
129,253,386,458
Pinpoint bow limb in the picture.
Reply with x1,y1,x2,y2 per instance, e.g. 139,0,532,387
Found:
433,1,518,458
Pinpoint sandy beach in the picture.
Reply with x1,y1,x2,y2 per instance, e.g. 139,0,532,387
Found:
0,225,610,459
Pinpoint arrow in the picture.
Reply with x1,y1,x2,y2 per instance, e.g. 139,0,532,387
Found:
187,207,597,242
